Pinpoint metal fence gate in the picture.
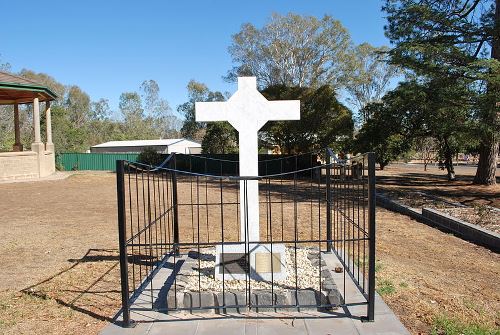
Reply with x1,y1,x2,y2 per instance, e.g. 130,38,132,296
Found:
116,150,376,327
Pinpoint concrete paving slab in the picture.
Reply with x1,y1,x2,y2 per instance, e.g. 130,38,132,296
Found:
353,313,410,335
148,320,199,335
99,322,152,335
304,316,359,335
256,317,307,335
195,318,246,335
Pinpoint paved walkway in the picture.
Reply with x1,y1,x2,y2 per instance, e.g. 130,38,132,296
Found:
101,251,409,335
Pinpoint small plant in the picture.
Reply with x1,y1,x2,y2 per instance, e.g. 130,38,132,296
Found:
399,281,408,288
474,205,490,225
431,316,498,335
376,279,395,295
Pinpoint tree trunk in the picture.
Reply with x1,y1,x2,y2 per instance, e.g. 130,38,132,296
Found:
474,139,498,185
443,137,456,181
474,0,499,185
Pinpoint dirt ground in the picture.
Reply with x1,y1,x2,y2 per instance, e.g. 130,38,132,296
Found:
377,163,499,208
0,166,499,334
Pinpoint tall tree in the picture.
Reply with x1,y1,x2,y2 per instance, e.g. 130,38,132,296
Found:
0,54,11,72
384,0,499,185
91,98,111,121
178,81,211,142
66,85,91,128
201,122,238,154
354,100,413,170
261,85,354,154
227,13,353,89
356,79,473,178
140,79,179,138
178,80,230,144
341,43,400,124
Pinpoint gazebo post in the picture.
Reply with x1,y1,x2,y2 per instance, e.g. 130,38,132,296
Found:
45,101,53,152
33,97,41,144
31,97,45,157
13,102,22,151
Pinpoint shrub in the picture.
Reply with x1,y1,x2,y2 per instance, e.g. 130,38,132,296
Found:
137,147,164,167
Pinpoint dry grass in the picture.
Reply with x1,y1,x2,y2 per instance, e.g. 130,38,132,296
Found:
0,166,498,334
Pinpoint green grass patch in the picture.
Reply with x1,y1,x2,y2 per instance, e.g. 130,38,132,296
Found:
353,257,383,274
376,279,395,295
431,316,500,335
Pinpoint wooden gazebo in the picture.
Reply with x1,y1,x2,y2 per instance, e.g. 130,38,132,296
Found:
0,71,58,180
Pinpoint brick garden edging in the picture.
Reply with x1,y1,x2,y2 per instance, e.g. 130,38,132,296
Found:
422,208,500,252
377,194,500,253
376,194,423,221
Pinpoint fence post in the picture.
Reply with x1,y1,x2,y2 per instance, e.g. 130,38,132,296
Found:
172,154,180,255
326,149,332,252
367,152,376,321
116,160,132,327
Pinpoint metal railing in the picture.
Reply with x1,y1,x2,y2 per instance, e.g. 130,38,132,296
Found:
326,149,376,321
116,150,376,326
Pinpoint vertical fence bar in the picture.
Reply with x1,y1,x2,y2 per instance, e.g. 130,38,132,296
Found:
117,160,132,327
172,154,180,254
326,150,332,252
367,152,376,321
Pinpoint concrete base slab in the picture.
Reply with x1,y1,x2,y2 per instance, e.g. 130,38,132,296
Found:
100,250,410,335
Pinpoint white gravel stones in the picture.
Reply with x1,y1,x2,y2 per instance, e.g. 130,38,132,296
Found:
182,247,323,292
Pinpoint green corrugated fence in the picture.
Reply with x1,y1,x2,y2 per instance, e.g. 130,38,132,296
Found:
56,153,139,171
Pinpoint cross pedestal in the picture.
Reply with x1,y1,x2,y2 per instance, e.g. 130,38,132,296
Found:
195,77,300,243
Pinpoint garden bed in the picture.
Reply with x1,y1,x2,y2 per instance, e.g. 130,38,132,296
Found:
439,206,499,234
379,189,499,234
379,190,464,210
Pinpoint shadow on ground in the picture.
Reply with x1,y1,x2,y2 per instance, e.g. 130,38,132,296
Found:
20,248,122,323
377,173,499,207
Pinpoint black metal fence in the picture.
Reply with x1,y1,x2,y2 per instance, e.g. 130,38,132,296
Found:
116,150,376,326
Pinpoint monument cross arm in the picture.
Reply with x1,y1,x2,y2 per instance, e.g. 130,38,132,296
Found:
265,100,300,121
195,102,232,122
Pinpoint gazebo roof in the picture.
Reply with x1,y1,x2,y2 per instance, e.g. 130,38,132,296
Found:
0,71,58,105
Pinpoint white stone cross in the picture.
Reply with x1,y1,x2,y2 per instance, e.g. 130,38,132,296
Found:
195,77,300,243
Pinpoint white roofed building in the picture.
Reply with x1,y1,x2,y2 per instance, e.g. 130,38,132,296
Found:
90,139,201,154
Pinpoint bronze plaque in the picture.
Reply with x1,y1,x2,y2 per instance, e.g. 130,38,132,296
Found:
218,253,249,274
255,252,281,273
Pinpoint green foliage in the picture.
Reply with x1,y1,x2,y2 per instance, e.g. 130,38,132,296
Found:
354,102,411,169
383,0,499,184
179,80,226,143
261,84,353,154
202,122,238,154
431,316,500,335
137,147,164,167
377,279,396,296
355,79,475,174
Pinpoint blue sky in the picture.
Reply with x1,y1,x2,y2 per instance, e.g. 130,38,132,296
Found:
2,1,390,118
